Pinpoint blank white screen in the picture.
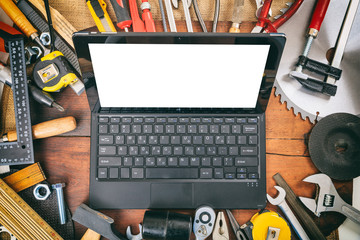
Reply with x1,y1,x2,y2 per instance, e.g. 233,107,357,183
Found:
89,44,270,108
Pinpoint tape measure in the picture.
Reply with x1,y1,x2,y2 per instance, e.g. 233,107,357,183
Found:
0,179,63,239
32,51,84,95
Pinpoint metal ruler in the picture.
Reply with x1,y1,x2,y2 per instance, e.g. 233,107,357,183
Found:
0,38,34,166
0,179,63,240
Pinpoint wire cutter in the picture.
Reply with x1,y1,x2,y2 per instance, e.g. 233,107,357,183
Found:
251,0,304,33
225,210,247,240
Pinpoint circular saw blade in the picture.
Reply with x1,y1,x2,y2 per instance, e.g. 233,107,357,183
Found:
274,0,360,123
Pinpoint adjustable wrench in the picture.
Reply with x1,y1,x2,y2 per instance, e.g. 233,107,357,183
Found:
172,0,193,32
126,224,142,240
267,186,310,240
300,173,360,225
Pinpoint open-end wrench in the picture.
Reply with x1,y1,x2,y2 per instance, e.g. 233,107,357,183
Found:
300,174,360,225
164,0,177,31
172,0,193,32
267,186,310,240
126,224,142,240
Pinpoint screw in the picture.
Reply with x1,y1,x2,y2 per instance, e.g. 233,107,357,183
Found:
52,183,66,225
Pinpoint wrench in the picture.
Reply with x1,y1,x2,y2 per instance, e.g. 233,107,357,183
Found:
299,173,360,225
254,0,272,18
172,0,193,32
126,224,142,240
267,186,310,240
164,0,177,31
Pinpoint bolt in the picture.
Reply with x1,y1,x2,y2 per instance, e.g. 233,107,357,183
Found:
52,183,66,225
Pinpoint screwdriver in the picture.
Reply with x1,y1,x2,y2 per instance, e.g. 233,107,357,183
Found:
109,0,132,32
295,0,331,72
0,116,77,143
28,81,64,112
0,0,50,55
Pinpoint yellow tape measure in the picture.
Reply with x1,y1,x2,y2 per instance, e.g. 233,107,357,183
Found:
251,211,291,240
0,179,63,240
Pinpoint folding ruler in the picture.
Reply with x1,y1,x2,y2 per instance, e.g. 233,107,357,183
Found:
0,37,34,166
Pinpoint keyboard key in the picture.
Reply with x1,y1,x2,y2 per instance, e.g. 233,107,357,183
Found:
174,146,183,155
182,136,192,144
140,146,150,155
237,174,247,179
157,157,167,166
168,118,178,123
237,118,246,123
162,146,172,155
235,157,258,166
134,157,144,166
225,118,235,123
166,125,175,133
99,125,108,134
99,157,121,166
177,125,186,133
99,146,116,155
123,157,133,166
190,157,200,166
179,118,189,123
225,173,235,179
146,168,198,179
149,136,158,144
118,146,127,155
133,125,142,133
215,136,225,144
134,117,143,123
191,118,201,123
99,135,113,144
179,157,189,166
110,125,119,133
224,157,233,166
218,147,228,155
120,168,130,178
210,125,219,133
132,168,144,178
212,157,222,166
110,117,120,123
248,118,258,123
229,147,239,155
185,147,194,155
224,167,236,173
214,118,223,123
160,136,170,144
98,168,107,178
99,117,109,123
241,147,258,155
143,125,153,133
145,117,155,123
121,125,130,133
146,157,156,166
214,168,224,179
127,136,136,144
109,168,119,178
248,173,259,179
232,125,241,134
249,136,258,145
171,136,181,144
138,136,147,144
221,125,230,134
195,147,205,155
238,136,247,145
122,117,132,123
237,167,247,173
201,157,211,166
155,125,164,133
115,135,125,144
193,136,203,144
129,146,138,155
207,147,216,155
168,157,178,166
202,118,212,123
151,146,161,155
156,117,166,123
243,125,257,134
188,125,197,133
227,136,236,145
199,125,208,133
200,168,212,178
204,136,214,144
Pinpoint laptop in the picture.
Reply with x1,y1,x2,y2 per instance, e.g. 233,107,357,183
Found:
73,33,286,209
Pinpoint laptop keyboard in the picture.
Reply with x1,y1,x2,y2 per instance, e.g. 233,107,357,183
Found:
96,116,260,181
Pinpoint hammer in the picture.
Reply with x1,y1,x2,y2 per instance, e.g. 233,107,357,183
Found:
72,203,127,240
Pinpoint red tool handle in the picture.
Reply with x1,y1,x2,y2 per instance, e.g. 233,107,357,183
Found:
257,0,273,28
141,0,156,32
309,0,331,31
109,0,132,30
0,21,22,53
270,0,304,31
129,0,146,32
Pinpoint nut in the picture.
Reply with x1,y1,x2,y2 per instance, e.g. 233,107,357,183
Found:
40,32,51,47
33,184,51,200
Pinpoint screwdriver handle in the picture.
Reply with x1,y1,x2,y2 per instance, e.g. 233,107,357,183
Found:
109,0,132,30
129,0,146,32
0,0,38,38
7,116,77,142
141,1,156,32
308,0,331,34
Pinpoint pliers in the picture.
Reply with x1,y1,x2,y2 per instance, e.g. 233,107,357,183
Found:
225,210,247,240
251,0,304,33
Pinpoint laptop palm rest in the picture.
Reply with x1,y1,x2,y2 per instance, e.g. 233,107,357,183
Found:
150,183,194,208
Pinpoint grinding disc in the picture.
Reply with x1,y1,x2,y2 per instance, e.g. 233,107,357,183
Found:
309,113,360,180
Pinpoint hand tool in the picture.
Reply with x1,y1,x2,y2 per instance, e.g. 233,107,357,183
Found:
3,162,46,193
158,0,168,32
52,183,66,225
142,210,192,240
192,0,207,32
251,0,272,33
300,173,360,225
40,32,51,46
274,0,360,123
87,0,117,32
172,0,193,32
126,224,143,240
25,45,42,65
109,0,132,32
28,81,65,111
33,183,51,200
273,173,327,240
212,211,229,240
0,179,63,239
193,206,216,240
0,116,77,143
129,0,146,32
0,25,34,166
0,62,11,85
225,210,247,240
267,186,310,240
0,0,50,55
254,0,272,18
17,0,81,74
229,0,244,33
141,0,156,32
164,0,177,32
212,0,220,32
72,203,127,240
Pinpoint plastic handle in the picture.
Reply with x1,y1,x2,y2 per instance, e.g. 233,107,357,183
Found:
256,0,273,28
129,0,145,32
309,0,331,31
109,0,132,29
0,0,37,38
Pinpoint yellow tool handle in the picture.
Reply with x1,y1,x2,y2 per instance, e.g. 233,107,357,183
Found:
7,116,76,142
229,27,241,33
0,0,38,38
81,229,101,240
87,0,116,32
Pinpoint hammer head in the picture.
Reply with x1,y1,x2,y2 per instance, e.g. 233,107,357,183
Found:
267,186,286,205
72,204,126,240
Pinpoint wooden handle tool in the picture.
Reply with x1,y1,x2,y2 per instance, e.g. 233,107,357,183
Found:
2,116,76,142
81,229,101,240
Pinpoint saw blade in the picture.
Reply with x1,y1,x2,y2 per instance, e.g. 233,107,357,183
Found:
274,0,360,123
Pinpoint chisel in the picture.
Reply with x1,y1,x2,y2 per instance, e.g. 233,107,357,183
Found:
0,116,77,143
229,0,244,33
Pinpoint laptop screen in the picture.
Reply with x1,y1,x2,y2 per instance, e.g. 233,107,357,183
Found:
89,44,270,109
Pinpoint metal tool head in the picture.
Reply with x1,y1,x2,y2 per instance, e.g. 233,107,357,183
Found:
212,211,229,240
171,0,178,8
126,224,143,240
267,186,286,205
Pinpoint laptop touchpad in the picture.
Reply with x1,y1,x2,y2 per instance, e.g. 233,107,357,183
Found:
150,183,194,208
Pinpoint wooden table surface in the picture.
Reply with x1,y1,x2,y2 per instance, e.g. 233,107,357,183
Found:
29,21,352,240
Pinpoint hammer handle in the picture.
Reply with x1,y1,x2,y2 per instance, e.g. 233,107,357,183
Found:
7,116,76,142
81,229,101,240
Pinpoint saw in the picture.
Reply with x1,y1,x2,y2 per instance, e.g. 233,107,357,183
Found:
274,0,360,123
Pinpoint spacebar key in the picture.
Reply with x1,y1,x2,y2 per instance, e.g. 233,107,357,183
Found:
146,168,199,179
